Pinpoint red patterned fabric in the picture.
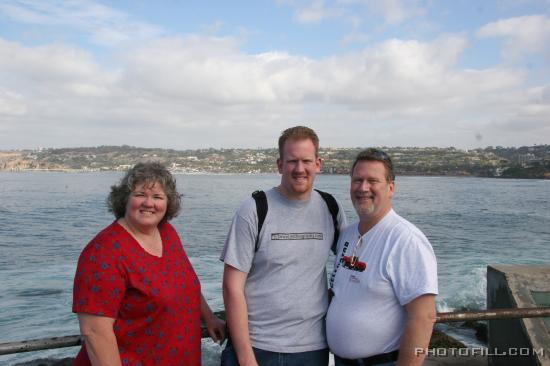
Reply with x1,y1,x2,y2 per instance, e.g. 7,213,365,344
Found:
73,221,201,366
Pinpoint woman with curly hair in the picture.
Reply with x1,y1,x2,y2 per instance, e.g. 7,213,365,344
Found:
72,162,224,366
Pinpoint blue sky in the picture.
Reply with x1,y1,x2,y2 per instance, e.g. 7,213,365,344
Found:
0,0,549,149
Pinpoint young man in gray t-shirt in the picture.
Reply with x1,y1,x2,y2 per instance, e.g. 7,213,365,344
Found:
220,126,347,366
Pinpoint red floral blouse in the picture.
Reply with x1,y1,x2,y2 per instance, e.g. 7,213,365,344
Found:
73,221,201,366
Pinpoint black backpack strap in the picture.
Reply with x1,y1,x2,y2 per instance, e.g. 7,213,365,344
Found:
252,190,268,252
314,189,340,254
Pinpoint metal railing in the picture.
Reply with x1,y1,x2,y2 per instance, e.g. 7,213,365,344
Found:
1,307,550,356
0,335,82,356
435,306,550,322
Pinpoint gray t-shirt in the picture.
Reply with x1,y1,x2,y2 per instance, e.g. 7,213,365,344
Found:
220,187,347,353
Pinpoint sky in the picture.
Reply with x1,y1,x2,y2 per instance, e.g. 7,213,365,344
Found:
0,0,549,150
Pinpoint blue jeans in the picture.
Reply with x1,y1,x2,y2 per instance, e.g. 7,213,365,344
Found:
221,342,329,366
334,357,395,366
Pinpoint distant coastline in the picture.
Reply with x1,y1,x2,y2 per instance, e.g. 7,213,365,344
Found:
3,169,549,180
1,145,549,179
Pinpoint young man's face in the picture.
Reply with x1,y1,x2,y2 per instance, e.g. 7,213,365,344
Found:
277,138,321,200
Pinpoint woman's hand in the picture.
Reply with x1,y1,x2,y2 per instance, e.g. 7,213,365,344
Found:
205,313,226,344
200,293,226,344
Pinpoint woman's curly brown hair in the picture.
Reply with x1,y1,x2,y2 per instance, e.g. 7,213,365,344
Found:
107,162,181,223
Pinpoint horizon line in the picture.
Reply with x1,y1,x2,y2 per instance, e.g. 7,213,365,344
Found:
2,144,549,152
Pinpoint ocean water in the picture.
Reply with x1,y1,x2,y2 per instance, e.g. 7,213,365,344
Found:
1,172,549,365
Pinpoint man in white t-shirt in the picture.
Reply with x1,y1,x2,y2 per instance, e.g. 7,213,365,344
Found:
326,148,438,366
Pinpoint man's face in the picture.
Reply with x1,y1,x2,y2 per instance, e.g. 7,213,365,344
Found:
350,160,394,222
277,138,321,200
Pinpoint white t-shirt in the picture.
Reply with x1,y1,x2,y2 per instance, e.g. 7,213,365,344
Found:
326,209,438,358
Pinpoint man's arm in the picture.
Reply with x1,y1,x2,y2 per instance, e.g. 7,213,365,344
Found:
223,264,258,366
78,313,122,366
396,294,436,366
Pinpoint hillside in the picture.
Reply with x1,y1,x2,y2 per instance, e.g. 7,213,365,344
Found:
1,145,549,179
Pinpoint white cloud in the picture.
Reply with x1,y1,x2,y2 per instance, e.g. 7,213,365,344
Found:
287,0,428,50
334,0,426,25
477,15,550,62
0,0,164,46
0,38,116,94
341,30,370,46
0,31,547,149
289,0,425,26
0,88,26,116
0,37,120,143
295,0,343,23
361,0,425,26
118,34,479,107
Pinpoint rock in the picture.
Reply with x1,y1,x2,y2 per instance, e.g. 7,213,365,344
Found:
461,320,488,343
429,329,467,348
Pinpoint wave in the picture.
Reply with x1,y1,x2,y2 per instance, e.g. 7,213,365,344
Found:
437,266,487,313
17,289,64,298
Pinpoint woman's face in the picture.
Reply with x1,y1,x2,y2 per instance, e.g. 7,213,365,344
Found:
125,181,168,230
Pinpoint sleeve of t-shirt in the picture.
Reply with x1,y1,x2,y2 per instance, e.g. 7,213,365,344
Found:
72,238,127,318
386,230,438,306
219,198,257,273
